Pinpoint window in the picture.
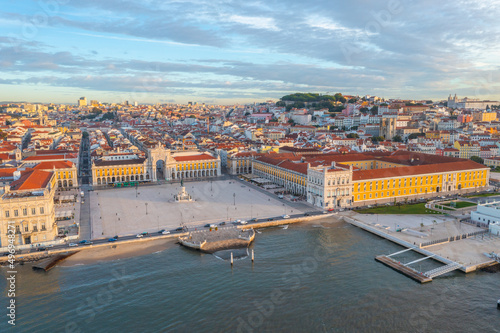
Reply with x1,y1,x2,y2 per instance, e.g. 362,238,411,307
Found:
24,225,29,232
40,207,44,214
5,210,9,218
41,223,46,231
33,225,38,232
32,208,36,215
23,208,27,216
14,210,18,217
15,225,20,234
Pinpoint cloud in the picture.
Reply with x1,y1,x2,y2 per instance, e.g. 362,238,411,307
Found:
1,0,500,102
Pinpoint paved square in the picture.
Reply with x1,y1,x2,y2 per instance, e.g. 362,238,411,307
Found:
89,180,306,238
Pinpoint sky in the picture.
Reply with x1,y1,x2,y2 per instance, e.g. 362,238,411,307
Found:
0,0,499,105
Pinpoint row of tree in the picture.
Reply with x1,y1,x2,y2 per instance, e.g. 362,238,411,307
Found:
280,92,346,103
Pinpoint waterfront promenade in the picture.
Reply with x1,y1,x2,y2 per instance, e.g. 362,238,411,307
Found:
343,212,500,273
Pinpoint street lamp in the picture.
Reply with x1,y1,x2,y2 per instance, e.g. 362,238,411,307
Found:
233,193,236,206
145,202,148,215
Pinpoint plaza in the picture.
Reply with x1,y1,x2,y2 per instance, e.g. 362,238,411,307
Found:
88,179,307,238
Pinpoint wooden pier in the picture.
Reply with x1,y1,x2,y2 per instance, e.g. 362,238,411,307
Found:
32,251,78,272
375,255,432,284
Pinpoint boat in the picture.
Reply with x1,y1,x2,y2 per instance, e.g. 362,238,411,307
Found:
282,225,289,230
497,299,500,309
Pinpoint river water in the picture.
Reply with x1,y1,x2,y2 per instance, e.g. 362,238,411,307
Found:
1,219,499,332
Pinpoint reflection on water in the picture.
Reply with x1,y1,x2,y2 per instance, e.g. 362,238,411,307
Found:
212,248,249,260
1,219,499,332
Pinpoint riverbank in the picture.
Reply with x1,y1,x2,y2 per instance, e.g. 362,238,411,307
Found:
59,238,178,266
6,214,336,267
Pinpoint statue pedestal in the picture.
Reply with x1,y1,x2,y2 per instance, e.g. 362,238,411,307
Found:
175,186,192,202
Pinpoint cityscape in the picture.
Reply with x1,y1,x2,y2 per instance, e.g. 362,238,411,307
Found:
1,0,500,332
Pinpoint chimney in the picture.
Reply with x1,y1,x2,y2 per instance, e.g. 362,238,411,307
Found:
13,171,21,181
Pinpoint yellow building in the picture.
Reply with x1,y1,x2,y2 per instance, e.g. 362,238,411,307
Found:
92,157,148,186
0,170,57,246
473,112,497,122
253,156,307,196
253,152,489,209
454,141,481,159
33,160,78,188
171,153,221,179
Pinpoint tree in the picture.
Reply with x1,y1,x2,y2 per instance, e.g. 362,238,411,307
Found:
408,133,424,140
288,119,295,124
359,107,369,113
346,133,359,139
470,156,484,164
392,135,403,142
370,106,378,115
371,136,384,143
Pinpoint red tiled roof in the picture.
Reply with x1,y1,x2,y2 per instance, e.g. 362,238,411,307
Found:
24,154,73,161
353,160,487,181
9,170,53,191
0,167,17,178
173,154,216,162
33,161,74,170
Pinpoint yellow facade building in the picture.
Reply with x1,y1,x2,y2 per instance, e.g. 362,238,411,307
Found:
253,152,489,209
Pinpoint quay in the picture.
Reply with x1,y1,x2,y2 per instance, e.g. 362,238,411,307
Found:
32,252,78,272
178,227,255,253
375,255,432,283
343,215,499,282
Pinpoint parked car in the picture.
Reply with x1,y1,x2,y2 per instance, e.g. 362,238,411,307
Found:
69,243,78,247
322,211,328,214
267,218,273,221
136,234,144,238
219,221,226,225
282,215,290,219
46,244,54,248
158,229,166,233
140,232,148,236
304,213,310,216
108,238,117,242
240,220,248,224
37,247,47,252
249,218,257,222
174,227,184,232
328,208,335,212
162,230,170,235
79,240,88,244
83,241,93,245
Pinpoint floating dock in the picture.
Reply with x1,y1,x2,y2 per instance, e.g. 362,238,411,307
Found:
178,227,255,253
375,255,432,283
32,251,78,272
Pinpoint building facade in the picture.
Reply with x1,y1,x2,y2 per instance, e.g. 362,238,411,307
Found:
0,170,57,246
252,152,489,209
92,157,148,186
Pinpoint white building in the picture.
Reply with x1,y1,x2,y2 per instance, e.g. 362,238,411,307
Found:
471,200,500,233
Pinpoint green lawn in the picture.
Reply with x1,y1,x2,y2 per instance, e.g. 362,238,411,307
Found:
434,205,455,210
442,201,477,209
355,203,440,215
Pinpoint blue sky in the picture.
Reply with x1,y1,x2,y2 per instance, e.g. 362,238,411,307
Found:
1,0,499,104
